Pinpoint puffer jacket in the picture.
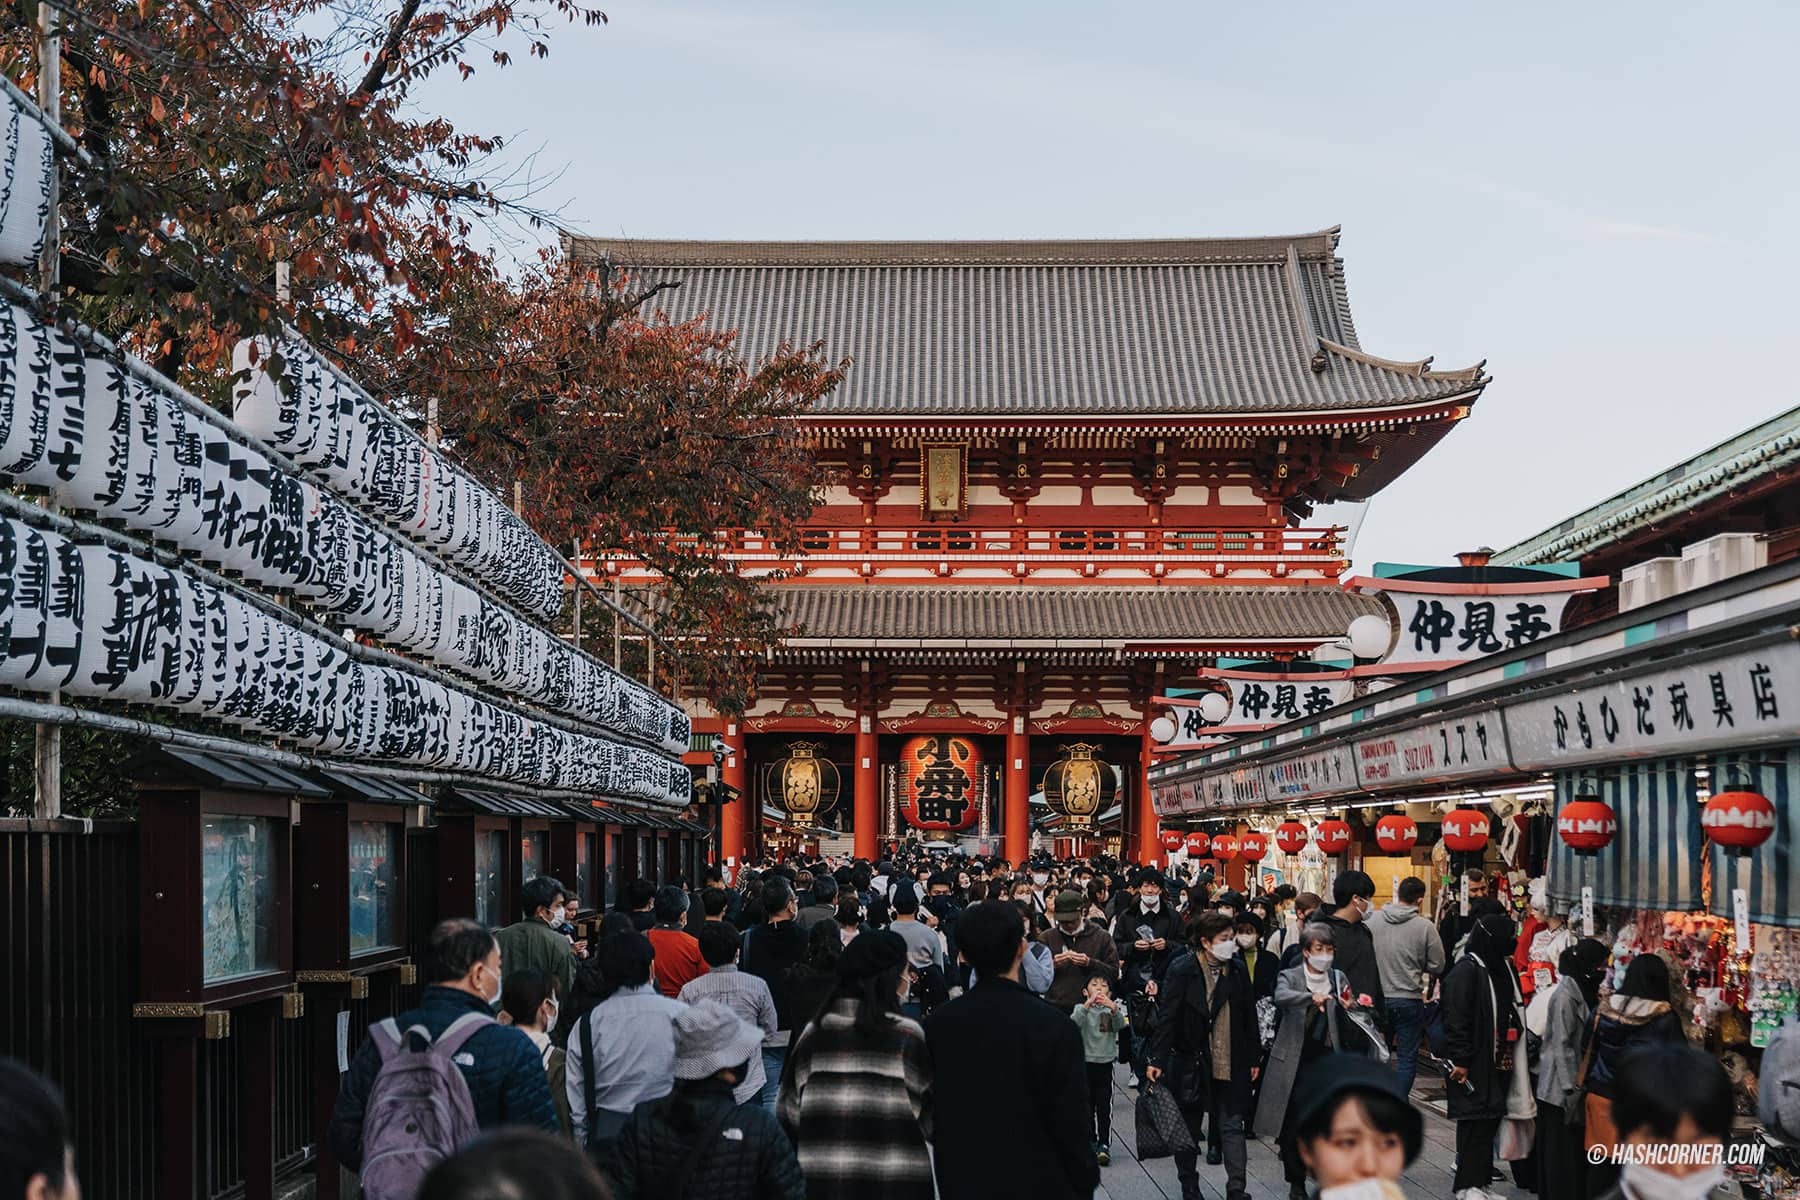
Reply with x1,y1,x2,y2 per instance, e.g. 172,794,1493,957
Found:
1586,996,1685,1098
603,1077,805,1200
327,985,557,1168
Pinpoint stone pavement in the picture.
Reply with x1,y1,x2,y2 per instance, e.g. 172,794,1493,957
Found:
1092,1065,1533,1200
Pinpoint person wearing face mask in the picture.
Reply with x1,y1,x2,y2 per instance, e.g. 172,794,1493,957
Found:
1440,913,1525,1200
1236,917,1278,1001
329,918,559,1170
1583,953,1689,1194
780,930,934,1200
1533,938,1611,1200
1145,912,1260,1200
495,876,579,1031
1291,1053,1424,1200
1255,924,1383,1200
1316,871,1386,1026
1041,889,1121,1013
1591,1043,1735,1200
499,968,571,1137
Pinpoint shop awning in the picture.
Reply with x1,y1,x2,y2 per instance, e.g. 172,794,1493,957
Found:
1546,762,1703,913
438,789,571,819
129,746,330,798
1706,747,1798,927
313,768,429,807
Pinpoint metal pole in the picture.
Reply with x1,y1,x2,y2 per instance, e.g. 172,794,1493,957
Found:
33,3,62,820
613,578,623,670
571,538,583,651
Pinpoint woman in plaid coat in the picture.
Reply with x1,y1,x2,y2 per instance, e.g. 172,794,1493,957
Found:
777,930,933,1200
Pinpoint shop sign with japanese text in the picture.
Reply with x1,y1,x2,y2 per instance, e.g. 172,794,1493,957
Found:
1354,711,1509,788
1504,640,1800,769
1264,745,1357,800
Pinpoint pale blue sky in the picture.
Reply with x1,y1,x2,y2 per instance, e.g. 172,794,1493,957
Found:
419,0,1798,567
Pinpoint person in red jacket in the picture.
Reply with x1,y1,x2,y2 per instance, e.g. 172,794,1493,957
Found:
646,886,709,999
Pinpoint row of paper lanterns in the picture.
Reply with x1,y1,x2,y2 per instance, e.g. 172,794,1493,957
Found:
232,338,564,621
0,515,690,804
0,301,689,759
1163,792,1777,861
0,94,53,268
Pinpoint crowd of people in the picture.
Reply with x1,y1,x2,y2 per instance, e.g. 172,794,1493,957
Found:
0,851,1755,1200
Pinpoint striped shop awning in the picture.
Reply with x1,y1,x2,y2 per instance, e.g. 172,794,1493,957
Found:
1547,760,1704,912
1706,748,1797,928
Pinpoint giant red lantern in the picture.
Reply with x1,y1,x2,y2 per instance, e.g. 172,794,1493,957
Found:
1703,791,1776,853
1374,814,1419,854
1184,832,1211,855
1274,821,1309,854
1160,829,1186,852
1238,832,1268,862
1212,834,1240,861
1441,807,1490,853
1315,819,1352,855
897,734,982,832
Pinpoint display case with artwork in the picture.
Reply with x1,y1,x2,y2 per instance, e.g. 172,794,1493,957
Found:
436,789,574,931
552,801,607,918
295,769,419,978
133,747,318,1008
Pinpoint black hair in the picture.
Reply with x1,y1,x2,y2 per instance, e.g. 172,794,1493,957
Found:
1617,953,1673,1003
957,899,1025,979
595,932,655,1001
835,900,863,927
500,967,559,1027
597,911,636,941
927,872,954,891
1332,870,1376,906
652,885,690,925
0,1057,71,1199
851,866,872,891
1397,876,1427,904
666,873,689,891
1294,1087,1424,1164
805,919,845,969
893,885,920,915
1612,1043,1733,1143
811,876,839,905
418,1128,612,1200
703,865,725,884
696,921,742,968
700,889,730,918
428,917,497,983
1273,884,1298,903
762,878,795,914
1236,914,1266,939
520,875,566,920
622,878,657,912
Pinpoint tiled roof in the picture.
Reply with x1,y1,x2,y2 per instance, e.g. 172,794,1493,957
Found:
1495,402,1800,566
770,586,1380,643
564,229,1487,420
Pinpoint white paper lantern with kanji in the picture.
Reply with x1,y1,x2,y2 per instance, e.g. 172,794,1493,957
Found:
0,102,54,267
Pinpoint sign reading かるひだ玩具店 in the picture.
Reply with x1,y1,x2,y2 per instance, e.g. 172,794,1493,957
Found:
1503,639,1800,769
1353,711,1510,789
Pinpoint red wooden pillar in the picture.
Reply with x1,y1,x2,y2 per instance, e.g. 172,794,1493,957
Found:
721,722,749,864
853,715,879,862
1136,715,1157,865
1005,717,1030,866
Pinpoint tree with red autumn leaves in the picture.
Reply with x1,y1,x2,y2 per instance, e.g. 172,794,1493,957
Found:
2,0,844,709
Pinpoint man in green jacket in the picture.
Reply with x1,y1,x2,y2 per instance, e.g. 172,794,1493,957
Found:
495,876,577,1024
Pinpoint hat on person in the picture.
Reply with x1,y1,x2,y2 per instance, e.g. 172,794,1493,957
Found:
671,1000,766,1082
1053,889,1086,918
1291,1053,1424,1155
836,929,909,979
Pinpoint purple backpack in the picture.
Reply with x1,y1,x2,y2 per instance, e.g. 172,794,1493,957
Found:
359,1011,493,1200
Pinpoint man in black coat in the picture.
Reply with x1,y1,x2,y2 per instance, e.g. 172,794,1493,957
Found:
925,900,1098,1200
1313,871,1385,1022
1146,913,1260,1200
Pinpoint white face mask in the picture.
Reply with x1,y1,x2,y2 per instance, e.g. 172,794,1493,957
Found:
1032,873,1049,886
1141,893,1161,911
1209,938,1238,961
543,999,559,1035
1621,1161,1727,1200
1307,953,1335,973
1236,933,1257,949
480,962,502,1006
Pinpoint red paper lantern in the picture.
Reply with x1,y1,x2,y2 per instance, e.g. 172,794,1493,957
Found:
1274,821,1310,854
897,734,982,832
1703,791,1777,852
1238,832,1268,862
1556,797,1617,854
1315,819,1352,855
1441,807,1490,853
1374,814,1419,854
1212,834,1240,862
1160,829,1186,852
1184,832,1211,855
